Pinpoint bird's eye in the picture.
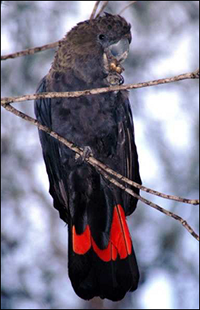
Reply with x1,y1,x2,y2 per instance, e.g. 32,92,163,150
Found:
99,34,105,40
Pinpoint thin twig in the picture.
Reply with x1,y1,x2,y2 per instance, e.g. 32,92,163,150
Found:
1,41,59,61
85,157,199,206
95,1,109,18
98,167,199,242
118,1,137,15
1,99,199,206
1,70,199,105
1,100,198,206
1,102,199,242
1,2,109,62
90,1,101,19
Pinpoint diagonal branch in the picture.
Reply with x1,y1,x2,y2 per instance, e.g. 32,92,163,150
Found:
90,1,101,20
82,155,200,206
1,41,59,61
1,70,199,105
118,1,138,15
1,1,108,62
95,1,109,18
1,102,199,242
1,99,199,206
98,167,199,242
1,1,110,62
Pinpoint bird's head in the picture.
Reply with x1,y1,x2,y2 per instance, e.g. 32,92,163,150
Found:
94,12,132,48
51,13,132,85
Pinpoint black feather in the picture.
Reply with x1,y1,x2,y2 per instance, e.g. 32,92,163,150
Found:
35,14,141,301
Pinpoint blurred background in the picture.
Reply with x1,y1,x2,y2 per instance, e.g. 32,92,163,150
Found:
1,1,199,309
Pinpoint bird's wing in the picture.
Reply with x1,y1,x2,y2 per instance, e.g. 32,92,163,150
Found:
115,90,142,216
34,77,69,223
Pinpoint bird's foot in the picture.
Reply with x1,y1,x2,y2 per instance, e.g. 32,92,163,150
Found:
82,146,93,160
106,72,124,86
75,146,93,164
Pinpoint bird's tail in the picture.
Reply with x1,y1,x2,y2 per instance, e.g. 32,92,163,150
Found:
68,204,139,301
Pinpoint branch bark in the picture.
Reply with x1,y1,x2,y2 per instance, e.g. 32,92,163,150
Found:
90,1,101,19
1,101,199,242
98,167,199,242
1,70,199,105
118,1,137,15
1,41,59,61
95,1,109,18
1,1,110,61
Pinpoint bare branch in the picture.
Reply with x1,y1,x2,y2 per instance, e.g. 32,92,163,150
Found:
1,103,85,158
83,156,200,206
1,102,199,242
1,2,109,61
1,99,198,206
95,1,109,18
118,1,137,15
98,167,199,242
1,41,59,61
1,1,108,62
1,70,199,106
1,98,198,206
1,3,113,63
90,1,101,19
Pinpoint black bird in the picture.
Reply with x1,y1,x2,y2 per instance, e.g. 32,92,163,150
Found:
35,13,141,301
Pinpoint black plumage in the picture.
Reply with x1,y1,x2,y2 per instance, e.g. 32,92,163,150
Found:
35,13,141,301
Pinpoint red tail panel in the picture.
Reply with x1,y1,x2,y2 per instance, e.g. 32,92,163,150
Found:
111,205,132,258
92,239,118,262
72,224,91,254
72,205,132,261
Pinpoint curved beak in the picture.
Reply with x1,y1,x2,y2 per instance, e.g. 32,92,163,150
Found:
125,31,132,44
109,37,130,63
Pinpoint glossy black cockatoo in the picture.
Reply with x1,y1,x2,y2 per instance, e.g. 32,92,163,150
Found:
35,13,142,301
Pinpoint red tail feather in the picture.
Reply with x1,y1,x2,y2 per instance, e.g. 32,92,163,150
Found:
111,204,132,258
72,204,132,261
72,224,91,255
70,204,139,300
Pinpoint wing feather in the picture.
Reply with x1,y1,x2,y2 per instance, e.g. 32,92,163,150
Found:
34,77,69,223
115,91,141,215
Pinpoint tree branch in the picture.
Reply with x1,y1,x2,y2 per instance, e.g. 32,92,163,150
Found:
95,1,109,18
1,99,198,206
118,1,137,15
1,2,109,61
1,102,199,242
98,167,199,242
1,41,59,61
1,70,199,105
90,1,101,20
